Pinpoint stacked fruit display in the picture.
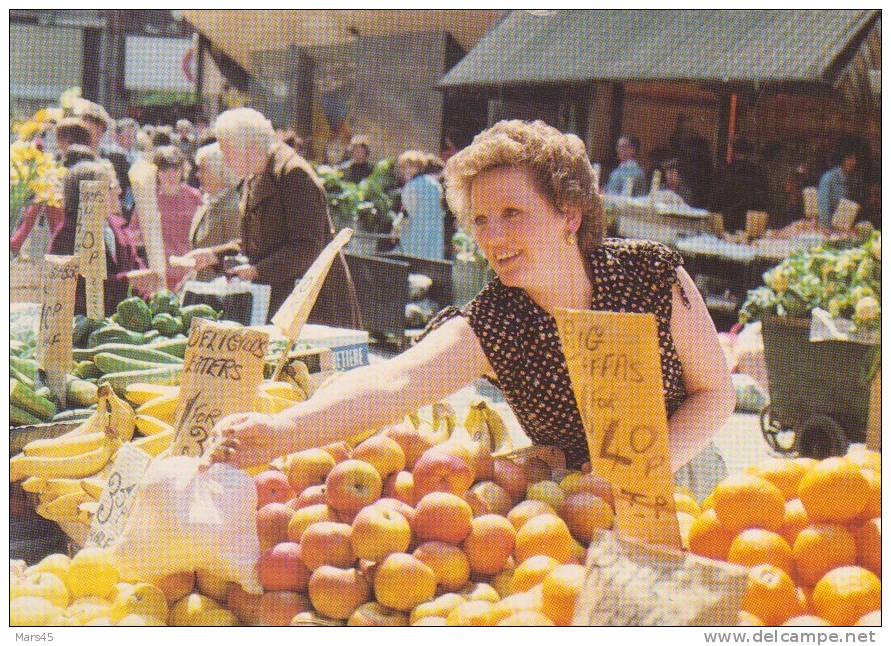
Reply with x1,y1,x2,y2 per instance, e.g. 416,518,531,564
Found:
681,450,881,626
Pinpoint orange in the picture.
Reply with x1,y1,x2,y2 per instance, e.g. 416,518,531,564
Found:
737,611,765,626
797,458,869,523
713,474,785,533
728,529,795,576
687,509,735,561
779,499,809,546
445,600,495,626
850,517,881,577
854,469,881,521
740,564,805,626
511,555,560,594
540,564,585,626
782,615,831,626
514,514,575,564
497,610,554,626
811,566,881,626
845,448,880,474
673,492,701,517
792,524,857,586
700,493,715,512
752,458,811,500
507,500,557,531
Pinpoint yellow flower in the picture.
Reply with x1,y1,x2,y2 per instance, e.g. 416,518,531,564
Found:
15,120,42,141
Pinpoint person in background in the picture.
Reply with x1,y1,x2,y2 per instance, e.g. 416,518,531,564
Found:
709,138,770,234
396,150,446,260
817,140,859,228
176,118,196,158
131,145,203,291
604,134,646,196
669,114,714,207
184,142,242,281
53,117,93,160
188,107,361,327
114,118,139,164
339,135,373,183
152,127,174,148
50,160,158,314
860,176,881,230
662,158,693,204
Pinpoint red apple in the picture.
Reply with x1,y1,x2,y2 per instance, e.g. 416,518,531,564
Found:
413,446,474,498
493,459,528,503
227,582,264,625
292,484,327,509
382,470,416,505
256,591,312,626
256,502,296,551
325,459,383,514
255,470,295,508
257,542,310,592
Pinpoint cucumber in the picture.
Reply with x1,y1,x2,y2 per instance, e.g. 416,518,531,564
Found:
51,408,96,422
66,376,99,407
73,360,103,380
94,352,172,375
98,366,183,394
88,326,146,347
146,337,188,359
10,378,57,422
10,356,38,381
10,404,43,427
143,329,161,343
9,365,34,390
73,343,184,364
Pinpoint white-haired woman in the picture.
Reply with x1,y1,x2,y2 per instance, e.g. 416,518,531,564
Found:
190,107,361,326
183,142,242,281
213,120,735,492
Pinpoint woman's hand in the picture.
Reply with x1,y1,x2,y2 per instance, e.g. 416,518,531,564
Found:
211,411,294,469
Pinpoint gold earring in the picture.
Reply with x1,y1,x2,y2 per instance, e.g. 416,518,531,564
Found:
564,230,576,245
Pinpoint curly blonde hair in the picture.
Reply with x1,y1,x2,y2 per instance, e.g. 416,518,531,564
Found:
444,120,604,252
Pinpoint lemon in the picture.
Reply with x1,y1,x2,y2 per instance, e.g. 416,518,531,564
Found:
10,596,63,626
110,582,169,623
29,553,71,588
169,592,221,626
67,547,119,599
11,572,69,608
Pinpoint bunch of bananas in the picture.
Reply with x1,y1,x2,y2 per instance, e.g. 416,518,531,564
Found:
12,369,312,530
457,398,514,457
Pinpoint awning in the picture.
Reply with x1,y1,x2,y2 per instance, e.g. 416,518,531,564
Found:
438,10,880,89
181,10,504,73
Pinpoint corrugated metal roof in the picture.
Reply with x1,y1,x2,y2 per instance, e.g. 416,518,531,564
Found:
439,10,879,88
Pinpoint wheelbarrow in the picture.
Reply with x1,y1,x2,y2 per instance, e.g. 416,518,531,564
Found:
759,316,879,459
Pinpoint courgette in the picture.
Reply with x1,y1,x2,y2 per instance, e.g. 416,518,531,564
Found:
9,366,34,390
98,366,183,394
11,404,43,426
51,408,96,422
66,376,99,407
146,337,188,359
10,378,57,422
10,356,38,381
73,343,184,364
94,352,172,375
73,360,103,380
88,326,146,347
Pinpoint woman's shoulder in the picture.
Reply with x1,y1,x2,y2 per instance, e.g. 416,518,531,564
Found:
596,238,684,286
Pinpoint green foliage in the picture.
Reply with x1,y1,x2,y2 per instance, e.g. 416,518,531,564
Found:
316,158,399,233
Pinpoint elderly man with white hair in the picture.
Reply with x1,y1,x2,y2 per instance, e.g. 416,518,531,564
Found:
189,107,361,328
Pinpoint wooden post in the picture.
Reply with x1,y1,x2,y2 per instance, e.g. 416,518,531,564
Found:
38,255,80,407
866,369,881,451
74,179,109,319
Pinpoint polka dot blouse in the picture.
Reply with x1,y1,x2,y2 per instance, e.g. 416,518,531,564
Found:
420,238,691,469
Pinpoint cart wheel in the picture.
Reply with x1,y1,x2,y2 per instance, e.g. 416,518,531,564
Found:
794,414,849,460
759,404,796,455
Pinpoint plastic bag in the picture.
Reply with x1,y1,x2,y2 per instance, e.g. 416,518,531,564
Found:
110,455,262,593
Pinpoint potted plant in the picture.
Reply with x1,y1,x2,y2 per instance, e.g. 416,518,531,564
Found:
451,229,494,307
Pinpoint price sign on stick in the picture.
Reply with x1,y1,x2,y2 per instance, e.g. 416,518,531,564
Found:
170,319,269,457
74,179,109,319
128,160,167,287
270,228,353,379
86,443,152,549
37,255,80,407
555,309,681,548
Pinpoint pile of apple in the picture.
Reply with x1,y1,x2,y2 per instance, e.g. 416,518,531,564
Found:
237,417,615,626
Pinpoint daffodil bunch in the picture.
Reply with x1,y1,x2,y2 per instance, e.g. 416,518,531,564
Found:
9,138,66,232
740,230,881,333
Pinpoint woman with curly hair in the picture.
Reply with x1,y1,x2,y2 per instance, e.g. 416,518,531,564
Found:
213,120,734,478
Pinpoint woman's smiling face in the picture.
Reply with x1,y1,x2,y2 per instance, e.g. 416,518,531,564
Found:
470,165,575,291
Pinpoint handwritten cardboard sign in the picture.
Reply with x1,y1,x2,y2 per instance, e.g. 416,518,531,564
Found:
802,187,819,220
37,255,80,406
128,160,167,288
86,443,153,550
572,530,747,626
74,179,109,319
270,228,353,379
650,170,662,195
170,319,269,457
555,309,681,548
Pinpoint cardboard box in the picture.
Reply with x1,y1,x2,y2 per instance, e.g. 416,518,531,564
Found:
297,324,370,371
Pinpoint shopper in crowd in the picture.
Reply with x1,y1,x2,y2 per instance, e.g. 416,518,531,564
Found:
339,135,373,183
212,120,734,478
152,127,174,148
53,117,93,159
176,118,196,157
130,145,202,291
114,118,140,164
669,114,714,207
657,158,694,205
183,142,242,281
709,138,770,234
188,107,361,327
604,134,646,196
50,160,158,314
817,140,859,227
396,150,446,260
